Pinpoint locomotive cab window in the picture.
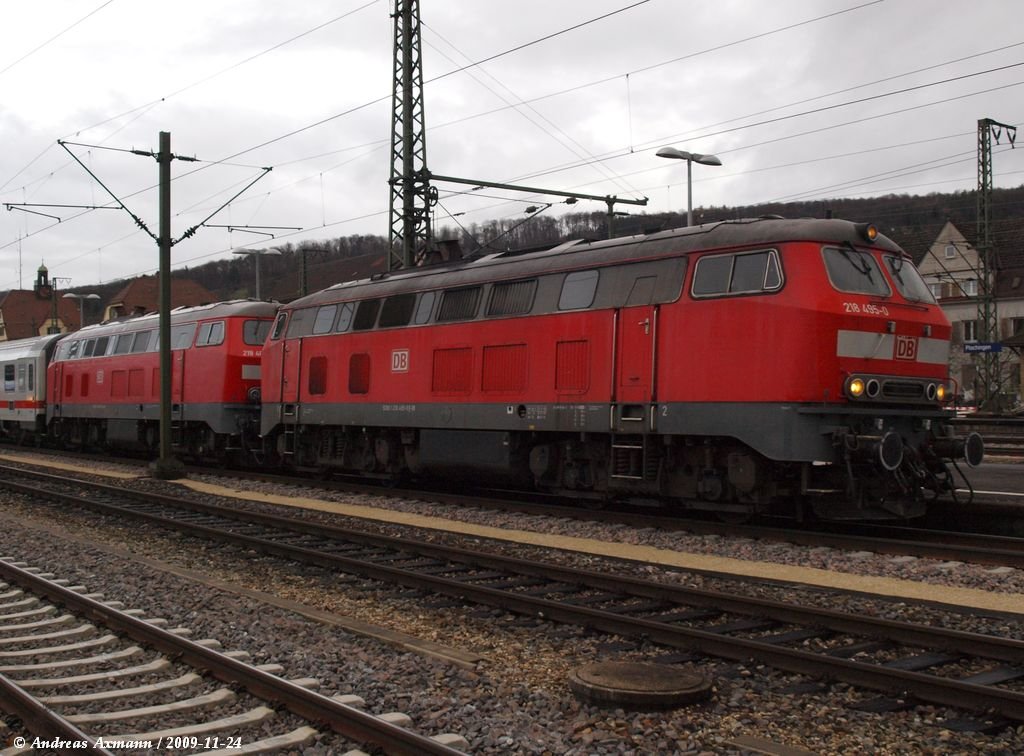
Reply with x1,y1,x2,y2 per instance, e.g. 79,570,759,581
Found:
884,255,936,304
822,246,891,297
312,305,337,335
245,319,273,345
196,321,225,347
692,250,783,297
269,312,288,341
559,270,599,310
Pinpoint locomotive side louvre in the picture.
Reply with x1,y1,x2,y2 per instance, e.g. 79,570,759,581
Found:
261,217,979,520
47,300,276,457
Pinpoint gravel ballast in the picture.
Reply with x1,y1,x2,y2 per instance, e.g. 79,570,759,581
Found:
1,454,1023,754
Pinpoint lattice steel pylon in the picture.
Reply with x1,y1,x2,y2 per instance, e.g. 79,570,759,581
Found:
388,0,435,271
975,117,1016,411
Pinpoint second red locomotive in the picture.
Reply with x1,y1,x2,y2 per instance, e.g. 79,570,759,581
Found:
47,300,277,459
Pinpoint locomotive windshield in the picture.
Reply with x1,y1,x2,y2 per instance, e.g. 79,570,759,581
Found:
883,255,936,304
822,246,891,297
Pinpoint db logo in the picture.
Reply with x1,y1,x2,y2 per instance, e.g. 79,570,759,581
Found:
895,335,918,361
391,349,410,373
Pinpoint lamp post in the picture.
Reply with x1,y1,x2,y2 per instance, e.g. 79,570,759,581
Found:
656,146,722,227
62,292,101,329
232,247,282,300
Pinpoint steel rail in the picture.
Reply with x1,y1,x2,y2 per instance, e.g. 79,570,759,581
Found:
0,671,113,755
0,559,465,756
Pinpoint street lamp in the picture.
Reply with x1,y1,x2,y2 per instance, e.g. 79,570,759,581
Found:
656,146,722,227
62,292,101,329
232,247,282,300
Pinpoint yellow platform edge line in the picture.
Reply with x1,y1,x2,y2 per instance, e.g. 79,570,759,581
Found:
0,453,141,480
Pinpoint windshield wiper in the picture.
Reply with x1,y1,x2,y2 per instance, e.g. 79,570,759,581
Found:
840,242,874,282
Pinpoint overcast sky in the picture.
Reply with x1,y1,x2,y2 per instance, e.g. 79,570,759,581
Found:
0,0,1020,292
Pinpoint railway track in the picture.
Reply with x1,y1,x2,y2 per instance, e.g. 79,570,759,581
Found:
0,558,467,755
2,466,1024,726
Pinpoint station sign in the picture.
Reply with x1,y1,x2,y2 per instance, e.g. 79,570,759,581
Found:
964,342,1003,353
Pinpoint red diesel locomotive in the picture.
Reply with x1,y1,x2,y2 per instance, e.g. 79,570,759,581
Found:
260,216,982,521
46,300,277,458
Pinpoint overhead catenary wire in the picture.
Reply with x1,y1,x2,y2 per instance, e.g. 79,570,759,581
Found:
0,0,117,78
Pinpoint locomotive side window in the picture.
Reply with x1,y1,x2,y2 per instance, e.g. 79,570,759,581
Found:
349,353,370,394
196,321,225,346
93,336,110,356
692,250,783,297
312,306,337,335
413,291,436,325
379,294,416,328
269,313,288,341
335,302,356,332
133,331,154,353
4,364,14,392
245,319,273,345
170,324,195,350
822,247,891,296
114,334,134,354
625,276,657,306
27,364,33,391
17,363,25,391
559,270,599,310
353,299,381,331
437,287,481,322
488,279,537,317
884,255,936,303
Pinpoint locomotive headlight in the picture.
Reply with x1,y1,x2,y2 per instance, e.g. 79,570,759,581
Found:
936,384,947,402
847,377,866,398
855,222,879,242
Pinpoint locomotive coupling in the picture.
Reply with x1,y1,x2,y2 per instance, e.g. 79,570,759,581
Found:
930,432,985,467
841,430,904,471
